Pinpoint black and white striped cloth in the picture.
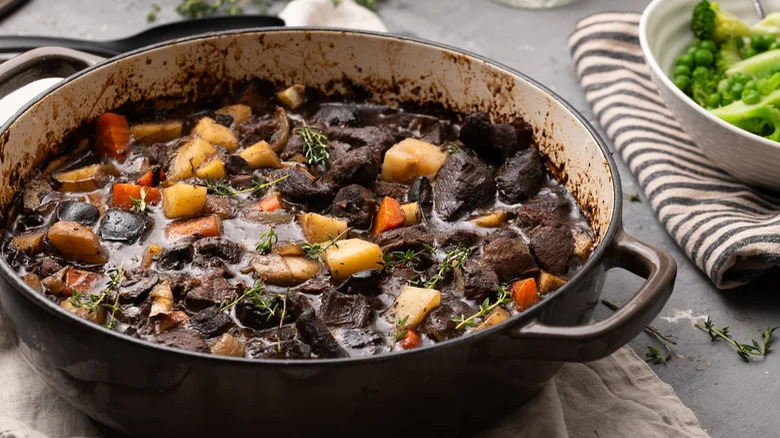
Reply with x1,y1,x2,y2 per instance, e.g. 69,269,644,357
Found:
569,13,780,289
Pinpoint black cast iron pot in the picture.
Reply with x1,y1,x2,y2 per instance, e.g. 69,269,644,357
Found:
0,29,676,437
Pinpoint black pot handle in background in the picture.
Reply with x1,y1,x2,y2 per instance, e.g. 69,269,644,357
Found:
508,229,677,362
0,47,104,101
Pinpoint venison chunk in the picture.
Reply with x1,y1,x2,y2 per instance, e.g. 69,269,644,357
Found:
188,307,232,338
482,237,537,282
194,237,244,264
433,153,495,221
295,310,348,358
319,291,372,328
326,147,380,187
529,222,574,275
153,327,209,353
330,184,376,229
496,149,545,203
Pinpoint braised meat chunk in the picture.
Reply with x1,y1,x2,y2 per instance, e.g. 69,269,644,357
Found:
433,153,496,221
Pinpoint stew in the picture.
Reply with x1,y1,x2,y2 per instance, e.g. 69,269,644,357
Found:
2,81,594,359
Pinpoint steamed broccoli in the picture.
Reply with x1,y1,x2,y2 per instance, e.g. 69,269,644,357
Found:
711,88,780,140
692,1,752,42
716,37,743,71
692,0,716,39
751,13,780,36
725,49,780,78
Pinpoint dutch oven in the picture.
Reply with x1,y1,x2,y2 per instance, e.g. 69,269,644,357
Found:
0,29,676,437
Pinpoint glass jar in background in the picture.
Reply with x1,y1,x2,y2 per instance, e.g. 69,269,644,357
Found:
491,0,580,9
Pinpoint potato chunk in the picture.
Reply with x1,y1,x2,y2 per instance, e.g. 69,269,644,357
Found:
11,230,46,254
391,286,441,328
573,229,593,259
400,202,422,227
251,253,320,286
216,104,252,125
476,307,510,330
299,213,348,244
276,84,305,109
379,138,448,184
169,137,217,180
538,271,566,295
131,120,183,144
322,238,383,280
162,183,208,219
195,158,226,180
471,211,510,228
47,221,107,265
192,117,238,152
211,333,246,357
239,140,281,169
54,164,117,192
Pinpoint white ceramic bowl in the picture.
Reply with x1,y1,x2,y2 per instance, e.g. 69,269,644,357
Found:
640,0,780,190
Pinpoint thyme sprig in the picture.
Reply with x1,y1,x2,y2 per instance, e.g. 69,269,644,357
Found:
175,0,245,18
451,285,513,330
129,187,149,213
301,229,349,259
69,263,125,328
694,317,778,362
443,141,463,155
381,248,429,269
295,125,329,166
256,228,278,254
410,245,470,289
203,175,288,197
392,315,410,342
220,279,268,312
645,346,671,365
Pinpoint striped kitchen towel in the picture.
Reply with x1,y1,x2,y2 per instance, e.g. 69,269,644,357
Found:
568,13,780,289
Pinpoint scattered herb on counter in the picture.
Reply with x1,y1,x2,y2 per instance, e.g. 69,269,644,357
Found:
295,125,330,166
301,228,349,260
645,346,671,365
694,316,778,362
331,0,380,11
256,228,278,254
147,4,161,22
452,285,513,330
203,174,288,197
628,193,641,202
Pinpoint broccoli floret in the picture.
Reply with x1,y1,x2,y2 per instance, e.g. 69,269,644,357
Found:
725,49,780,78
692,1,752,42
692,0,716,39
716,37,743,72
751,12,780,36
691,69,723,107
710,88,780,140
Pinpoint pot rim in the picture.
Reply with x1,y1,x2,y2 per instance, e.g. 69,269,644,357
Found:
0,27,623,366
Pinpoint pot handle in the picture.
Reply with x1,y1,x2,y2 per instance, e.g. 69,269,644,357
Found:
507,230,676,362
0,47,104,100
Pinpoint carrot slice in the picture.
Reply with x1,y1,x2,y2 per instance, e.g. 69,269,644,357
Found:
371,196,405,236
64,268,101,295
95,113,131,161
400,329,421,349
165,215,221,238
511,278,539,311
112,184,161,209
258,192,283,212
137,166,166,187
